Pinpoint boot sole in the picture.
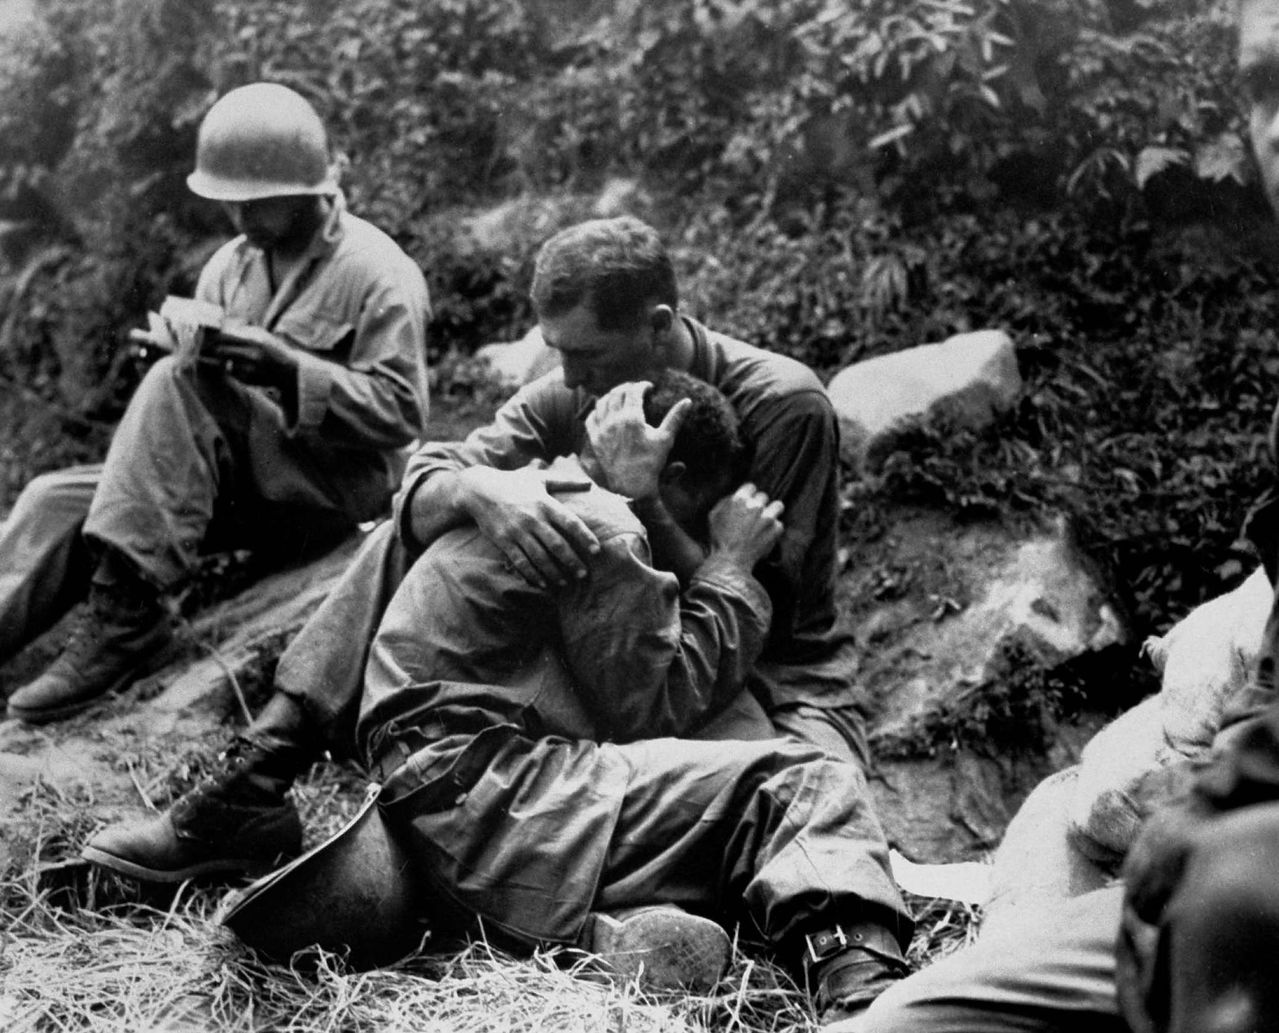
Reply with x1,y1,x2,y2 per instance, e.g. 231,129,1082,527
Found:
585,908,731,992
81,842,291,884
6,639,181,725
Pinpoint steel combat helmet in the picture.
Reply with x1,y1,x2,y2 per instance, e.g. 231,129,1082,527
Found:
187,83,336,202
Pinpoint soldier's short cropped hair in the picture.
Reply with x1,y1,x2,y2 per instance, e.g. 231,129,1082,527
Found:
643,369,750,490
531,216,678,331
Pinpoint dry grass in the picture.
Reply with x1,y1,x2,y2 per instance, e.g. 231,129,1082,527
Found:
1,889,809,1033
1,758,982,1033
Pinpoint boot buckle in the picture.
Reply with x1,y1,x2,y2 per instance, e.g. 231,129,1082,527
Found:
806,924,852,965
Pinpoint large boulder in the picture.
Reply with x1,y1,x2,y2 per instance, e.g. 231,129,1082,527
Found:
475,326,559,389
848,509,1128,861
858,513,1127,744
460,177,654,258
828,330,1022,473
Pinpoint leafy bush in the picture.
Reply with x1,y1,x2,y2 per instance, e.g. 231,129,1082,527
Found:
843,207,1278,632
0,0,1274,639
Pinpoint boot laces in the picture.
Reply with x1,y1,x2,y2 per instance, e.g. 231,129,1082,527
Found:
187,736,265,800
54,606,112,672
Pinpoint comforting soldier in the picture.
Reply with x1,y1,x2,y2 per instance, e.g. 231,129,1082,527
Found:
229,372,910,1022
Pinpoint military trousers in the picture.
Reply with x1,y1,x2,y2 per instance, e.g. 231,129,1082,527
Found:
0,356,388,660
376,731,912,955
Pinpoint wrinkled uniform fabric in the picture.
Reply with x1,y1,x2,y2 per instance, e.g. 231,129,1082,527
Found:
358,458,773,753
0,193,429,657
359,469,908,950
849,884,1128,1033
281,317,867,760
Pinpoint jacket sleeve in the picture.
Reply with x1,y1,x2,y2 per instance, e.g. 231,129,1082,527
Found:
743,389,842,654
392,376,579,548
556,536,772,742
194,239,431,450
287,273,430,448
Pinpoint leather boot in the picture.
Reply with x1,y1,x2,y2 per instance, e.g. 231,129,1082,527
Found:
6,560,174,724
82,732,309,883
582,904,731,991
795,920,910,1025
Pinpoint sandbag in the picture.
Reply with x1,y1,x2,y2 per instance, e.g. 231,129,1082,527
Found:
1067,566,1272,859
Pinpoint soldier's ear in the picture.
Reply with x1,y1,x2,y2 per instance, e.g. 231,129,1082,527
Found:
650,304,674,337
658,460,688,487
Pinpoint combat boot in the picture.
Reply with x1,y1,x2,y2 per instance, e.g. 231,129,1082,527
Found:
796,920,910,1027
582,904,731,991
82,733,307,882
6,573,174,724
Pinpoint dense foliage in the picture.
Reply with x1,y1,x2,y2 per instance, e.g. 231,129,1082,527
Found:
0,0,1272,633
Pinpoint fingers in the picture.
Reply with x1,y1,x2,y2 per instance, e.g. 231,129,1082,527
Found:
501,511,599,587
588,381,651,429
656,396,693,437
733,482,783,514
540,503,601,578
593,380,651,415
475,474,601,587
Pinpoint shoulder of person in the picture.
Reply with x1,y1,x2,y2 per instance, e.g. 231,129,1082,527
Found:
200,235,252,277
328,211,424,282
504,366,580,419
699,322,828,399
558,481,645,544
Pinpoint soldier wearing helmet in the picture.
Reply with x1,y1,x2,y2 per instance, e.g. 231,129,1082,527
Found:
2,82,430,725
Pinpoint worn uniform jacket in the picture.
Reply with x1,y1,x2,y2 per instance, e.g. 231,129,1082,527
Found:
195,191,431,519
360,456,772,757
355,459,772,944
394,317,855,714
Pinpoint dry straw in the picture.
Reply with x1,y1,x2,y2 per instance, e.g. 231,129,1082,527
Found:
2,760,978,1032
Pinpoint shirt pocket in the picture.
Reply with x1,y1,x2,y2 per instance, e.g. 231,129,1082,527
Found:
273,309,355,356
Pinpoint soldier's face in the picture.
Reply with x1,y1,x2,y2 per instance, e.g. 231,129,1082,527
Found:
1242,0,1279,216
539,302,664,400
222,195,320,254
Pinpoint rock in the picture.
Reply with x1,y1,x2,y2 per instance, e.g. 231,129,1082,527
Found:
975,528,1127,661
828,330,1022,473
475,326,559,389
872,720,1101,864
459,179,654,260
462,196,568,256
857,511,1128,749
846,508,1128,860
143,534,364,720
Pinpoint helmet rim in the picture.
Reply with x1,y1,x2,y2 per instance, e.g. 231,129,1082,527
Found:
188,82,335,203
185,168,338,203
